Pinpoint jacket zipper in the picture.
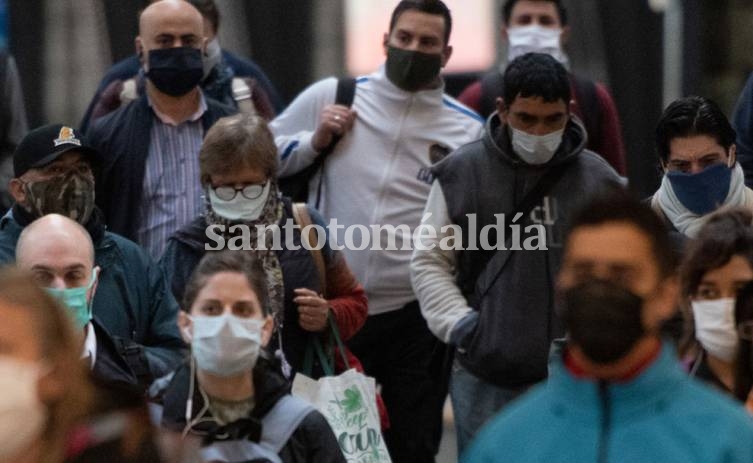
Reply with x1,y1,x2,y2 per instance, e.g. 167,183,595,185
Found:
597,381,611,463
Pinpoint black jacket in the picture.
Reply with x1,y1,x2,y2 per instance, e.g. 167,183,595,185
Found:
159,357,344,463
87,93,235,242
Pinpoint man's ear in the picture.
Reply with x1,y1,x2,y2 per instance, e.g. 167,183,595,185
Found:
177,311,192,344
135,37,145,65
8,178,26,205
729,144,737,167
496,97,508,122
560,26,571,46
500,24,508,42
440,45,453,68
649,276,679,329
87,266,100,303
383,32,390,57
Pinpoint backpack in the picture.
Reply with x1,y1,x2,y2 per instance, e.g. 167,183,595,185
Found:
278,77,357,207
479,70,602,148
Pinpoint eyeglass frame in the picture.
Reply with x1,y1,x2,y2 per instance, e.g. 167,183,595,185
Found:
212,180,268,201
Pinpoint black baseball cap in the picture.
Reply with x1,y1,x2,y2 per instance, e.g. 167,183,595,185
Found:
13,124,99,178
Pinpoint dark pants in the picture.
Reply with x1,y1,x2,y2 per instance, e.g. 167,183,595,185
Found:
347,301,448,463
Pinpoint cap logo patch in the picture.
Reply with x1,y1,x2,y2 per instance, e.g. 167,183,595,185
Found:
53,126,81,147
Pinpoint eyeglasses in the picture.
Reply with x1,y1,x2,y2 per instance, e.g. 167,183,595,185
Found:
213,181,268,201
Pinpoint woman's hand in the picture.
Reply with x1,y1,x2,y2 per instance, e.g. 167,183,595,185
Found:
294,288,329,332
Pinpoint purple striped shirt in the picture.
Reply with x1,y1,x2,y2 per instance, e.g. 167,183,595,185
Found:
137,96,207,258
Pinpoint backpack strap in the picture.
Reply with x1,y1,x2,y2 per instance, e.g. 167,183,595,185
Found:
231,77,257,116
119,78,138,107
291,202,326,297
571,75,601,149
199,395,315,462
479,70,504,119
313,77,357,208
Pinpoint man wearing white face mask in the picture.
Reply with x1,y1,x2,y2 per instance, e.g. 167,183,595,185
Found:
412,52,621,452
458,0,627,175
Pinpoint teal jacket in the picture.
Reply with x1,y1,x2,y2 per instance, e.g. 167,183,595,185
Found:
0,210,185,386
463,343,753,463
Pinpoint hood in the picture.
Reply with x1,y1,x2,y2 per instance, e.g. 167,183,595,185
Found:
482,111,588,168
171,216,209,252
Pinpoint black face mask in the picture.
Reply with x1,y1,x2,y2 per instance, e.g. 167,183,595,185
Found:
146,47,204,97
561,280,646,364
385,46,442,92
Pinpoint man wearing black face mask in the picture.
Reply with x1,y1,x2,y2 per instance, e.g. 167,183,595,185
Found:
463,189,753,462
87,0,235,257
271,1,482,461
0,124,186,388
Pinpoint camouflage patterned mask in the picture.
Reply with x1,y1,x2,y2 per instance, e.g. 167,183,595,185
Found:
24,172,95,224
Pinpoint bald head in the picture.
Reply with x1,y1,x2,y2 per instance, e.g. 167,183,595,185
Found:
137,0,205,64
17,215,96,290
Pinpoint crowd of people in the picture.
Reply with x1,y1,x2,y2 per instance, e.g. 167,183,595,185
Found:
3,0,753,461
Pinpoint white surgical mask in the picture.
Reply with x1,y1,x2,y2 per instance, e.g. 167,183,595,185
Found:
208,182,271,222
692,298,739,362
507,25,567,65
0,357,47,460
203,37,223,80
510,126,564,165
189,314,264,377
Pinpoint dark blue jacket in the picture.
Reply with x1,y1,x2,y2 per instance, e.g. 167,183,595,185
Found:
0,209,186,385
87,93,235,243
80,51,283,132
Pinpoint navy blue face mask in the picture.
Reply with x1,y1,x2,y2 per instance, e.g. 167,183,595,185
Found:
666,163,733,215
146,47,203,97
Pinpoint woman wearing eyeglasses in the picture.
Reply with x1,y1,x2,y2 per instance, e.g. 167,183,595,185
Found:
679,208,753,397
161,113,369,382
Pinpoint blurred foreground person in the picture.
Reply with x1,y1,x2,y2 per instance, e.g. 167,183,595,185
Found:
0,269,91,463
464,189,753,462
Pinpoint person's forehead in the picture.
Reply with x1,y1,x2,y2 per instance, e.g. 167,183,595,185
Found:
508,95,567,115
511,1,560,20
564,223,654,269
392,9,446,41
668,134,726,161
141,4,203,38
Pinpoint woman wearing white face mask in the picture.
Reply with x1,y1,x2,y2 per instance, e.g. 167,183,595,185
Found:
0,269,92,463
160,114,372,391
158,250,344,462
679,209,753,395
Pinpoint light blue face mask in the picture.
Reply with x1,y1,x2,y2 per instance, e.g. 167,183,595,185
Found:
46,270,97,330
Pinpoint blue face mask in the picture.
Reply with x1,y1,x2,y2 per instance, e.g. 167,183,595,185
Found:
666,163,733,215
46,271,97,330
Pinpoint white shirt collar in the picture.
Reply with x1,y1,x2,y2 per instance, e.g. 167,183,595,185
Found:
81,322,97,369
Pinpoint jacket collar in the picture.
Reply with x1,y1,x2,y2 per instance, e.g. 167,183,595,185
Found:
547,341,684,424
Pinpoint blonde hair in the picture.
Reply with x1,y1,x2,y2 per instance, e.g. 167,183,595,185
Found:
0,268,92,463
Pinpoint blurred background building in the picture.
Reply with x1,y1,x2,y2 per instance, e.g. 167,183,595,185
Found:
3,0,751,196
